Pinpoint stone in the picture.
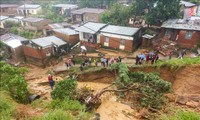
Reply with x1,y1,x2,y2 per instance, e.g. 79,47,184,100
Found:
175,95,188,105
186,101,199,108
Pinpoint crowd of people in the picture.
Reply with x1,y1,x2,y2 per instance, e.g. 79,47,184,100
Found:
135,51,159,65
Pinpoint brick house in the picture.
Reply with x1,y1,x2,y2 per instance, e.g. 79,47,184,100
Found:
17,4,42,16
23,36,67,66
161,18,200,48
21,17,53,31
71,8,105,23
53,4,78,16
75,22,107,47
0,4,18,15
99,25,142,52
52,28,79,47
0,33,28,62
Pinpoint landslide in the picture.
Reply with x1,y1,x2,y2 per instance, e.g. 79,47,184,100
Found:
77,65,200,97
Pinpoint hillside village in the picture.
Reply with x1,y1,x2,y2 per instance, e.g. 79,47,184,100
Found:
0,0,200,120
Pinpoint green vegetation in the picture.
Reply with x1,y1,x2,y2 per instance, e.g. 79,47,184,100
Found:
51,79,78,100
109,63,171,109
198,40,200,48
155,57,200,71
49,99,86,111
101,3,132,26
78,0,117,8
10,27,41,39
162,110,200,120
0,62,29,103
4,21,20,28
0,91,16,120
132,0,181,25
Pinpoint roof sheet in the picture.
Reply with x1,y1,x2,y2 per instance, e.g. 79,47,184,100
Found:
14,16,24,20
54,4,78,9
75,22,107,34
0,4,18,8
71,8,105,14
161,18,200,31
100,25,140,36
53,28,77,35
0,33,27,42
180,1,196,7
31,36,67,47
4,39,22,48
18,4,40,9
22,17,44,22
0,16,8,21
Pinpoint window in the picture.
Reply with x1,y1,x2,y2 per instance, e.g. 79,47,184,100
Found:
185,31,193,39
120,39,125,46
165,29,171,36
104,37,109,43
83,33,90,39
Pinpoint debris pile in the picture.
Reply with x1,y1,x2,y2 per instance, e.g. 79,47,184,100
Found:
153,39,179,56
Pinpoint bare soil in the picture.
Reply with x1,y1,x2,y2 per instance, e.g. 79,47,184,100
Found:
24,63,200,119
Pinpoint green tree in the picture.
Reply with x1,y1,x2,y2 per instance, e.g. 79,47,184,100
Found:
78,0,117,8
51,79,78,100
132,0,181,25
101,3,132,26
0,62,29,103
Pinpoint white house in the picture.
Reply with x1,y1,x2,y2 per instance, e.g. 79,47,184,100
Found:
53,4,78,16
17,4,41,16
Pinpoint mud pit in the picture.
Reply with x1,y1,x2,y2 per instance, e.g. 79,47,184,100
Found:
25,64,200,119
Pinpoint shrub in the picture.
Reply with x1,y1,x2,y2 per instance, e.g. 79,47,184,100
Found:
51,79,78,100
0,62,29,103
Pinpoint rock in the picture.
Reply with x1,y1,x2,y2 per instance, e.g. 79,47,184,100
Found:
165,93,176,102
176,95,188,105
136,108,149,119
186,101,199,108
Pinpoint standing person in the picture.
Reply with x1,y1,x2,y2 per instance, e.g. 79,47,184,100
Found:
168,51,173,60
80,65,83,71
106,58,109,67
49,75,55,90
177,49,186,59
118,56,122,62
94,59,98,66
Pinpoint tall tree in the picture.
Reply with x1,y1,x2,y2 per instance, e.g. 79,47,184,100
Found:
132,0,181,25
78,0,117,8
146,0,181,25
101,3,132,26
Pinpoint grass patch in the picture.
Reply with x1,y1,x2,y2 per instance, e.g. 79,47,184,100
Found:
28,109,75,120
155,57,200,71
0,91,16,120
162,109,200,120
48,99,86,111
31,99,49,109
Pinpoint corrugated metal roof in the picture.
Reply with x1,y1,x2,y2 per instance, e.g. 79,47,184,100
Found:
75,22,107,34
53,28,77,35
0,4,18,8
31,36,67,47
0,33,27,42
54,4,78,9
4,39,22,48
18,4,41,9
161,18,200,31
22,17,44,22
71,8,105,14
14,16,24,20
0,16,8,21
100,25,140,36
180,1,196,7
